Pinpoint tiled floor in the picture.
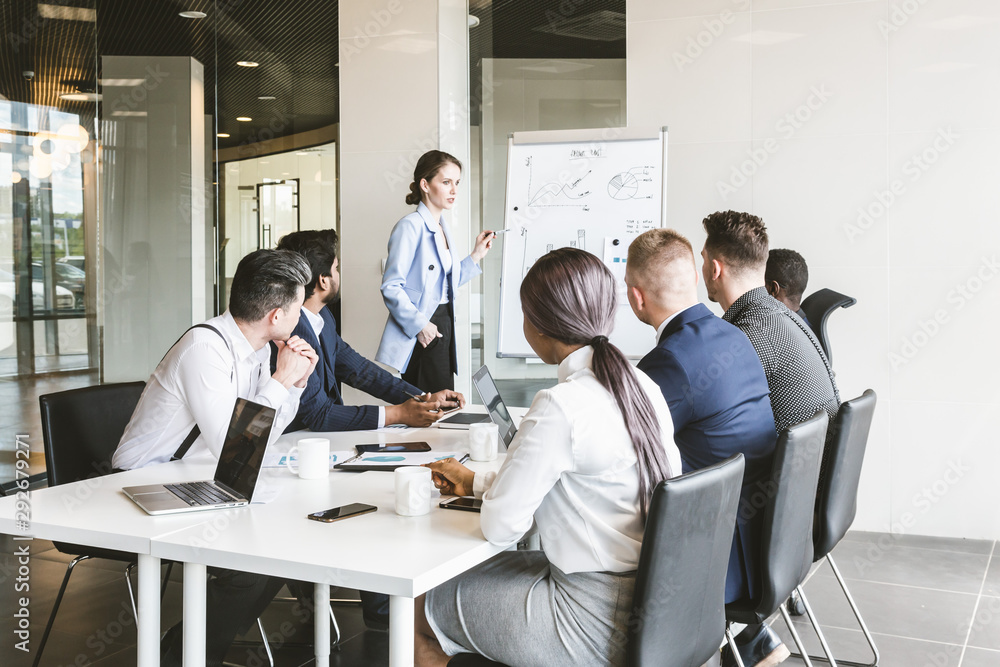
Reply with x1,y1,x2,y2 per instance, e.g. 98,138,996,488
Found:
2,530,997,666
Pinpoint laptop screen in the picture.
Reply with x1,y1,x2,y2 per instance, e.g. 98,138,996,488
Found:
214,398,275,499
472,365,517,450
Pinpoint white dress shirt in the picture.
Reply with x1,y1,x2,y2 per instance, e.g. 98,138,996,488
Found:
112,312,304,470
301,307,386,428
472,346,681,574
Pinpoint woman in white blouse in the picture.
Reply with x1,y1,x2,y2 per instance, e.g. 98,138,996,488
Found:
417,248,682,667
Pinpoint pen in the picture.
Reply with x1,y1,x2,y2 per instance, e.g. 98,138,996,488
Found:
404,391,427,402
490,229,511,236
458,454,470,464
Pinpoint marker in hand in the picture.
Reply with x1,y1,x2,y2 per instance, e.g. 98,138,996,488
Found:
490,229,511,237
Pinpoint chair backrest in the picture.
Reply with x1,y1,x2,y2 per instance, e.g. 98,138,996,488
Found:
753,411,828,619
627,454,745,667
799,288,857,365
39,382,146,487
814,390,877,559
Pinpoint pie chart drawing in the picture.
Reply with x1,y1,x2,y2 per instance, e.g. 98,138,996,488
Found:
608,172,640,200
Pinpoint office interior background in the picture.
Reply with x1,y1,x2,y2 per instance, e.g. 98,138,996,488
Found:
0,0,997,613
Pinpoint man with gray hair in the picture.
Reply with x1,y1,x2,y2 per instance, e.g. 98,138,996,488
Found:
114,248,318,667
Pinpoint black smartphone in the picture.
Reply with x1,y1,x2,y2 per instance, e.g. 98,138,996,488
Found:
355,441,431,454
307,503,377,523
439,497,482,513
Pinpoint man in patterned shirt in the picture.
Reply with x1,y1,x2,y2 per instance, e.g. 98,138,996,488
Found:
700,210,840,667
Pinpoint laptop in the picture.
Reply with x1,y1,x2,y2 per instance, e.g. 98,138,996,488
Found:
471,365,518,450
123,398,275,515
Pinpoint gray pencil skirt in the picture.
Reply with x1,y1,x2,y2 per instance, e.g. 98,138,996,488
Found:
424,550,636,667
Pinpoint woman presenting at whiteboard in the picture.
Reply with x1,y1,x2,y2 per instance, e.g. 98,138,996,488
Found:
376,150,494,392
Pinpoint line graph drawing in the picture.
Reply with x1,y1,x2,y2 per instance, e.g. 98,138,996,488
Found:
607,166,655,200
526,156,592,210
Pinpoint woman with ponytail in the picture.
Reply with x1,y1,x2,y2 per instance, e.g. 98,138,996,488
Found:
415,248,681,667
376,150,495,392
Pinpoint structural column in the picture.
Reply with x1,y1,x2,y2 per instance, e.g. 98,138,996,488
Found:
338,0,473,396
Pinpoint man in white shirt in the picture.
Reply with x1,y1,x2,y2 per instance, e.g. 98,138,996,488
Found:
113,248,317,667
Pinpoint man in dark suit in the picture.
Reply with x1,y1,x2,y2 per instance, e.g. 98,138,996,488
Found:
625,229,784,667
274,229,464,432
273,229,465,630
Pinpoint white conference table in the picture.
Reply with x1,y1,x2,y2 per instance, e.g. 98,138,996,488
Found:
0,409,515,667
155,421,509,667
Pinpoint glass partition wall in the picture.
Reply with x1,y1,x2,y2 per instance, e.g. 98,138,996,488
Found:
0,0,339,484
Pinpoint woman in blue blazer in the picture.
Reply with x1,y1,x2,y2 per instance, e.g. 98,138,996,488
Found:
376,150,494,391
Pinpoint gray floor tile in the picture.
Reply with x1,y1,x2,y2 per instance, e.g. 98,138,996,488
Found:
967,597,1000,652
797,574,977,645
827,540,991,594
961,647,1000,667
774,622,962,667
984,553,1000,598
842,531,995,556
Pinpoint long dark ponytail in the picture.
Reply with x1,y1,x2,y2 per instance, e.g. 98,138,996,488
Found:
520,247,673,521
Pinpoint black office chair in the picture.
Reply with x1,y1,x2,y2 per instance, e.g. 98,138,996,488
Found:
792,390,879,667
35,382,149,667
800,288,857,365
628,453,745,667
724,411,837,667
448,456,746,667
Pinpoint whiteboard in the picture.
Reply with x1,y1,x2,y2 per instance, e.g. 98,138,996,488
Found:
496,127,667,358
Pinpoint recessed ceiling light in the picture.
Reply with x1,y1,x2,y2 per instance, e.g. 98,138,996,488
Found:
468,14,480,28
59,92,101,102
179,11,207,19
257,95,276,100
236,116,252,122
296,152,310,156
236,61,259,68
217,133,230,138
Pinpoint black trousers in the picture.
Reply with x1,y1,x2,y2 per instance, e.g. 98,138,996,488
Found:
402,303,456,393
160,568,285,667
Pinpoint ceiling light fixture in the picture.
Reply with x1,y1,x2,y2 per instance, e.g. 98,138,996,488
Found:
257,95,276,100
236,61,259,68
468,14,480,28
59,92,102,102
179,11,207,19
236,117,252,122
217,133,230,138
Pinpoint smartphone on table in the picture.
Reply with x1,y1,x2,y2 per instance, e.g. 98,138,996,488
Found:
355,441,431,454
439,497,482,513
307,503,377,523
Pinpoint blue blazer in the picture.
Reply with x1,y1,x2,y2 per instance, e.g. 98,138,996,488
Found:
272,307,421,432
375,202,482,372
638,303,776,604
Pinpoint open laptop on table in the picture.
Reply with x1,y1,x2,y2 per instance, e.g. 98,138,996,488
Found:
123,398,275,515
437,365,518,451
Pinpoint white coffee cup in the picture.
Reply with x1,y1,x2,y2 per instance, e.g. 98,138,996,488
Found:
285,438,330,480
394,466,432,516
468,422,499,462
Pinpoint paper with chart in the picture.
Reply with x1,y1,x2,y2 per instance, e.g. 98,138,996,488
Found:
497,129,666,358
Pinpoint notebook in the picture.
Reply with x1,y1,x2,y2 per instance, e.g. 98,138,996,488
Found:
123,398,275,515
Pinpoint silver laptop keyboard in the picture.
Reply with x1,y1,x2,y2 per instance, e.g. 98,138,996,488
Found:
165,481,240,506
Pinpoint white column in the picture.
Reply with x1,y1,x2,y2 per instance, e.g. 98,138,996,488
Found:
136,554,161,667
100,56,209,382
182,562,208,667
338,0,473,396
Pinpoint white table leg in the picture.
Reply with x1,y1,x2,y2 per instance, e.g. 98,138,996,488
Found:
137,554,161,667
389,595,415,667
183,563,207,667
314,583,330,667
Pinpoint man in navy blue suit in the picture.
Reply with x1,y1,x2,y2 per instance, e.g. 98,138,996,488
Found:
274,229,465,433
625,229,785,667
274,229,465,631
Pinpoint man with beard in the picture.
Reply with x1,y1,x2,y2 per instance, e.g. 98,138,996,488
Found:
274,229,465,432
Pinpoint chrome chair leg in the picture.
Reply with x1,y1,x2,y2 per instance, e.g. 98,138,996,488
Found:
725,625,747,667
789,554,880,666
797,586,839,667
330,603,341,646
779,604,816,667
124,561,138,619
33,555,92,667
257,618,275,667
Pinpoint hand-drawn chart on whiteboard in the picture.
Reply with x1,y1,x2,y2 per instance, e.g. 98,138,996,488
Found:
497,128,668,358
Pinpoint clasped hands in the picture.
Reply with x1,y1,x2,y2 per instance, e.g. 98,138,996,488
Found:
273,336,318,388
